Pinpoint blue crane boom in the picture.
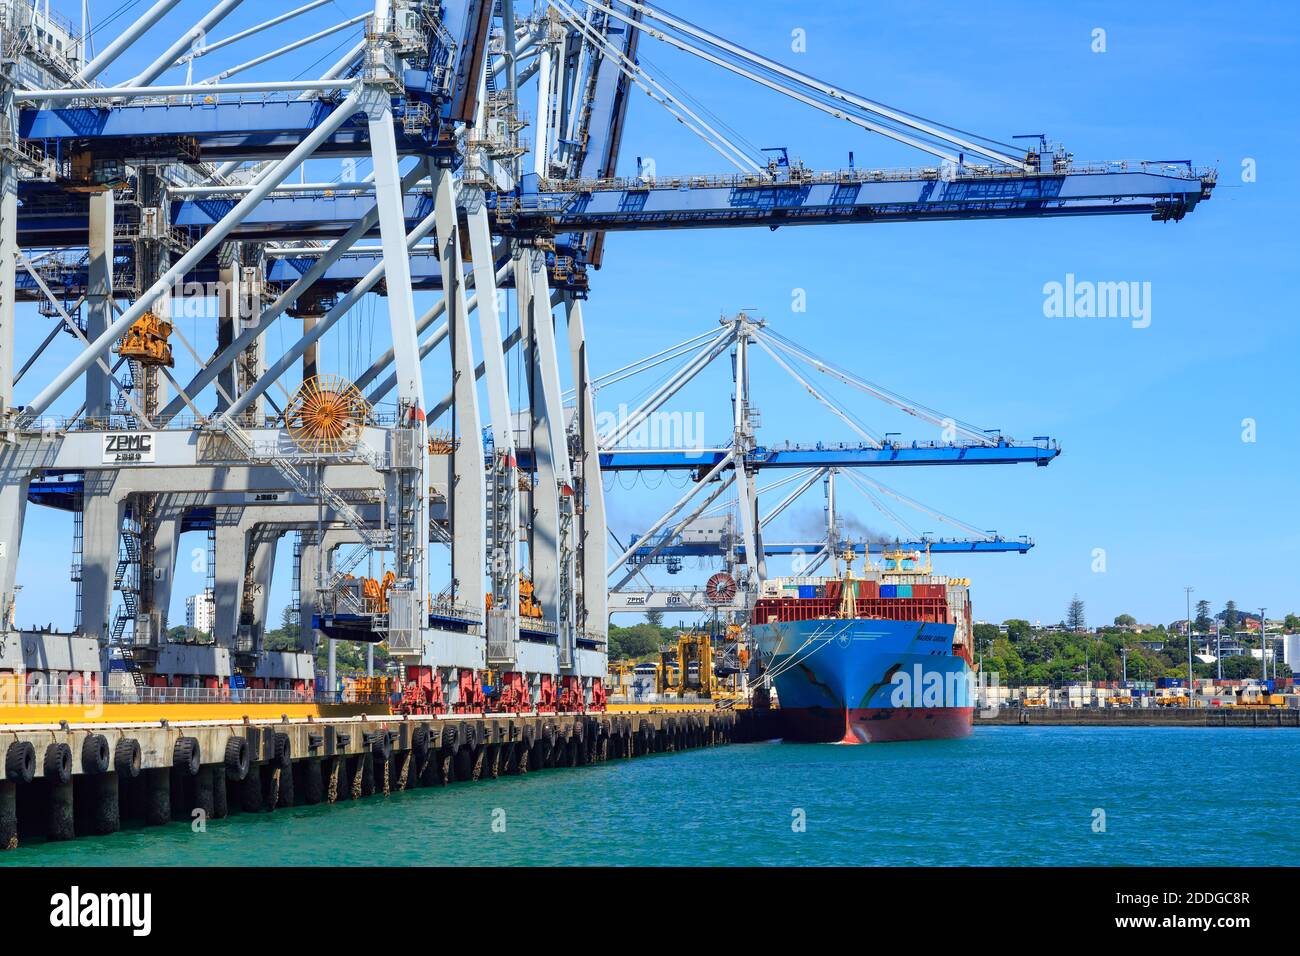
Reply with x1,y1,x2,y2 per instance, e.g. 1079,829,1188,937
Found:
628,537,1034,565
519,439,1061,473
507,160,1213,236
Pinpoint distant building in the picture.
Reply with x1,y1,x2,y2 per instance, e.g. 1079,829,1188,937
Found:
185,592,215,634
1284,635,1300,676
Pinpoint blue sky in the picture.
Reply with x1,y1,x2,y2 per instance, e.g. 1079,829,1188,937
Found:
9,0,1299,634
582,0,1300,628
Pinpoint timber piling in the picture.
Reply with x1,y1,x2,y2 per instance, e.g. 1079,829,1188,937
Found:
0,710,737,852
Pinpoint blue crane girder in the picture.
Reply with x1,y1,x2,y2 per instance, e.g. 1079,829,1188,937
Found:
504,164,1215,232
17,74,442,160
757,539,1033,555
627,537,1033,563
13,163,1213,250
24,440,1060,514
515,440,1061,472
9,249,503,300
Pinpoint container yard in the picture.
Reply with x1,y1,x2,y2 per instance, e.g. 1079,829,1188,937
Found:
0,0,1255,897
977,677,1300,722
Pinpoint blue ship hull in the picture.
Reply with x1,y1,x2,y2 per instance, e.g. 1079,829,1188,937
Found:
752,616,974,743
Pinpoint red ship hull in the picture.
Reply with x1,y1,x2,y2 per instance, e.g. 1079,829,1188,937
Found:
779,705,974,744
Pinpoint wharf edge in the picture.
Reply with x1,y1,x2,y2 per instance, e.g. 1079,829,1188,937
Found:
0,709,744,852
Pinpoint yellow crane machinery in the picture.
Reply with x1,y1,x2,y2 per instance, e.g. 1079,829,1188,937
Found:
284,374,371,455
360,570,397,613
484,574,544,619
346,676,397,704
427,429,460,454
608,661,636,695
655,645,680,696
116,312,174,367
1236,686,1286,709
656,630,719,698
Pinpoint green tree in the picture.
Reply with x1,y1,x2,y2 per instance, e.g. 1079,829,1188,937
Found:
1003,619,1032,644
1114,613,1136,627
972,622,1000,651
608,622,674,661
1223,601,1238,638
264,605,302,651
1195,600,1213,633
980,637,1025,685
1066,595,1086,633
644,608,664,628
1283,613,1299,633
1218,655,1260,680
313,641,389,675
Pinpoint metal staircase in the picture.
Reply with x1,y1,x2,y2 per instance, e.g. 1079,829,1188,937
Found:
109,515,146,689
211,417,391,552
484,451,519,665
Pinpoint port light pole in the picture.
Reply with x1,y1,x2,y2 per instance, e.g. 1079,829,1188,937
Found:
1184,586,1194,691
1259,608,1268,682
1216,622,1222,681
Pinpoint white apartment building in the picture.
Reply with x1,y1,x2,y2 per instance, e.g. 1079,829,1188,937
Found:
185,592,215,634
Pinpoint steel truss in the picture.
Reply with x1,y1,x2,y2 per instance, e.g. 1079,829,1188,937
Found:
0,0,1210,713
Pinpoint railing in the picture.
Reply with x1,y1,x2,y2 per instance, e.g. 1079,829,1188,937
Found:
101,686,316,705
20,87,355,110
606,692,719,705
533,158,1214,199
429,599,484,626
21,407,408,435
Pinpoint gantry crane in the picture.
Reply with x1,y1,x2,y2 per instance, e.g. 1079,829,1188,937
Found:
0,0,1212,713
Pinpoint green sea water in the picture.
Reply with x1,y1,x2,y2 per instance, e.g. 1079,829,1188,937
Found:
2,726,1295,866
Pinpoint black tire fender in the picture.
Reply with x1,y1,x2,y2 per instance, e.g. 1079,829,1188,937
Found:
81,734,110,775
224,736,250,781
44,742,72,785
5,740,35,784
173,737,200,776
114,738,142,778
412,724,430,758
273,732,291,769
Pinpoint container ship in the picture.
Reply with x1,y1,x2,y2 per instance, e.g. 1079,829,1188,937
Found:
751,549,975,743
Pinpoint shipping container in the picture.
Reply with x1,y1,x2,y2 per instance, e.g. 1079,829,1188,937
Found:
880,584,897,598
